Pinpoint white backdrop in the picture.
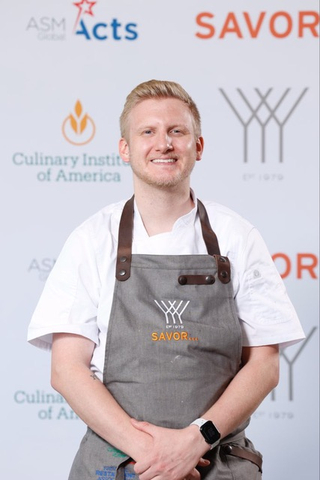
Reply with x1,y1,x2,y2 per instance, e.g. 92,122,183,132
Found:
1,1,319,479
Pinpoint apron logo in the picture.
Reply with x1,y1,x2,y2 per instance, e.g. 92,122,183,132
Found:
95,466,116,480
152,299,198,342
154,299,190,327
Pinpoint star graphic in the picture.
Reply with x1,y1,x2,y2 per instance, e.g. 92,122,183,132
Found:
73,0,97,32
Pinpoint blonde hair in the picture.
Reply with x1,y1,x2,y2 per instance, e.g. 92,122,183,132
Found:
120,79,201,140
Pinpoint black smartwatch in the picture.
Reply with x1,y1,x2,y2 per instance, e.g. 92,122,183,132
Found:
190,418,221,449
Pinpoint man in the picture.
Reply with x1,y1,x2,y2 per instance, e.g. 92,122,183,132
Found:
28,80,305,480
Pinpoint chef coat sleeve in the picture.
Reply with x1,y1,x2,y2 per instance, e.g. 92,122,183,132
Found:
235,227,305,349
27,226,101,350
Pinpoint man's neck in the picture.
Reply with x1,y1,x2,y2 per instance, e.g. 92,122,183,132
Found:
133,183,194,236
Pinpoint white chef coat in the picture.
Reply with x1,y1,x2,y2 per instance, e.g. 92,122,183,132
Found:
27,195,305,379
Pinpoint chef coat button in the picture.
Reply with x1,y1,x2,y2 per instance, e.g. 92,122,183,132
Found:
221,271,228,278
119,269,126,276
120,256,127,263
205,275,215,284
178,276,187,285
219,256,226,262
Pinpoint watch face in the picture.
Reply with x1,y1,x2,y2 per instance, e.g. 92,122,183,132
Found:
200,421,221,444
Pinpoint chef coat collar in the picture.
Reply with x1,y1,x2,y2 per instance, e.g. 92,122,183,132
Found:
133,189,198,239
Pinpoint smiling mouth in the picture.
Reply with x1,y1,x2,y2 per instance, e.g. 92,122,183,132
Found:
151,158,177,164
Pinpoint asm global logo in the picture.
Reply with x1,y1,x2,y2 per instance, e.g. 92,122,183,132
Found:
26,0,138,41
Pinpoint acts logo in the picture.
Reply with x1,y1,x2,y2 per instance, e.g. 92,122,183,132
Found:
73,0,138,41
62,100,96,146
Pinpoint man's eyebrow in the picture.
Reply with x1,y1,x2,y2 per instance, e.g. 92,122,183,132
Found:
133,124,153,130
133,123,191,133
170,124,189,129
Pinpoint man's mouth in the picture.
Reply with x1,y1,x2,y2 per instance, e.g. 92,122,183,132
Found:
151,158,177,164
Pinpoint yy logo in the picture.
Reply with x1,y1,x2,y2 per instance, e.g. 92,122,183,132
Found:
220,88,308,163
62,100,96,145
154,300,190,326
271,326,317,401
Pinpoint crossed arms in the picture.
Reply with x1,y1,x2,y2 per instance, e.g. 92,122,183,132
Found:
51,333,279,480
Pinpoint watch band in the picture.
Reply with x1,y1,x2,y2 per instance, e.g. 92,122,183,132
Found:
190,418,221,450
190,418,208,428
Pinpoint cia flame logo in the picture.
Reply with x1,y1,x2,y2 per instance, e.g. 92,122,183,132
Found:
62,100,96,145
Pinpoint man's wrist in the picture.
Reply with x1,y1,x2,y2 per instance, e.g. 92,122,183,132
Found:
190,418,221,450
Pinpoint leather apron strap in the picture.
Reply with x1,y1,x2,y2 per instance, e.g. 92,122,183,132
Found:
220,445,263,473
115,196,134,282
116,195,223,282
197,199,220,256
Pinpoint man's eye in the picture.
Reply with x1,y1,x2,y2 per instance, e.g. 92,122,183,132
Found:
172,129,182,134
144,130,152,135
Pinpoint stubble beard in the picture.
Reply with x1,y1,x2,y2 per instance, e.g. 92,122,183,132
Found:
130,160,196,189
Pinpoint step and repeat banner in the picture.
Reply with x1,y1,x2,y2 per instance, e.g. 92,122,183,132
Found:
1,1,319,479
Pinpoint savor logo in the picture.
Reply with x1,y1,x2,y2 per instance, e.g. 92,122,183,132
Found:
220,88,308,163
152,300,198,342
195,11,319,39
272,253,318,279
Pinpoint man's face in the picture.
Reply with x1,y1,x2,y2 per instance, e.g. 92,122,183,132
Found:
119,98,203,189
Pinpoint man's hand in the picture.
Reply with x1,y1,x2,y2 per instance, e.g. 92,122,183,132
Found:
131,419,210,480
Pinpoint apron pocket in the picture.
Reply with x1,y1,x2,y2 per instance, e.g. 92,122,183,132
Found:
69,428,130,480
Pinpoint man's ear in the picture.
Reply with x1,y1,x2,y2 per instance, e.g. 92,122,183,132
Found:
119,138,130,163
196,136,204,161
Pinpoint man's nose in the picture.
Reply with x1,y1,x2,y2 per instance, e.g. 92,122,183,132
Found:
155,132,173,151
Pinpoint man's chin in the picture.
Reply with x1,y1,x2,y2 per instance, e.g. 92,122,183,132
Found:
144,176,183,189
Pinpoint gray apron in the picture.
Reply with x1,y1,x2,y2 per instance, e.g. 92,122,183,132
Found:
69,197,263,480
